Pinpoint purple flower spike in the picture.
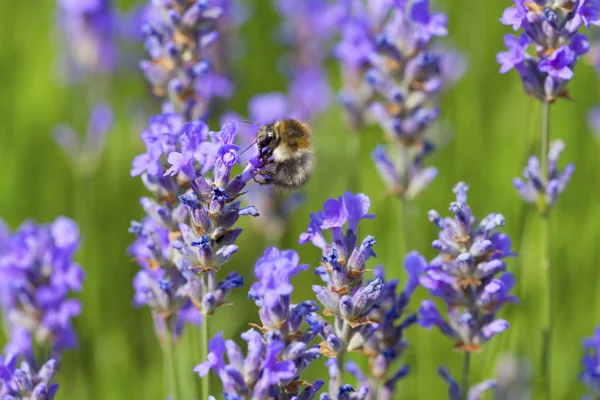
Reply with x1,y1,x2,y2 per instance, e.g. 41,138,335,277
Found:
336,0,463,201
580,325,600,396
0,217,85,360
130,117,273,337
201,246,325,399
420,183,516,352
300,192,419,398
498,0,598,101
139,1,234,120
0,355,60,399
513,139,574,214
56,0,117,83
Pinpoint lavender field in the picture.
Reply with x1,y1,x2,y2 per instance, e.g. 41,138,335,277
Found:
1,0,600,399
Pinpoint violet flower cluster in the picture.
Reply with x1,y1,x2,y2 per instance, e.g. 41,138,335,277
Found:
195,247,323,399
438,367,496,400
56,0,118,83
299,192,420,398
140,0,233,120
497,0,599,101
52,103,113,176
580,325,600,399
129,116,269,339
0,217,84,362
513,139,574,215
335,0,457,200
0,354,59,400
418,182,517,352
272,0,343,121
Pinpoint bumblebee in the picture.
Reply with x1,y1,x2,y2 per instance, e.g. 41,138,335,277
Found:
250,118,315,190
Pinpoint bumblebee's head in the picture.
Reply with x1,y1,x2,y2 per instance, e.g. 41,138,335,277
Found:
257,123,278,151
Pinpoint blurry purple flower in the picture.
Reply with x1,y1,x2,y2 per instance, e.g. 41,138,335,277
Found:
580,325,600,397
140,0,235,120
513,139,574,214
336,0,462,201
0,217,85,360
53,103,113,176
56,0,118,83
0,355,59,399
587,107,600,139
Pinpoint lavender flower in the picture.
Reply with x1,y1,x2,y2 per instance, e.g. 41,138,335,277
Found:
0,217,84,362
129,118,269,338
140,0,233,120
53,103,113,176
56,0,117,83
196,247,323,399
0,353,59,400
498,0,599,101
513,139,574,215
299,192,419,398
336,0,460,199
319,368,369,400
438,367,496,400
580,325,600,398
419,183,517,352
340,254,422,400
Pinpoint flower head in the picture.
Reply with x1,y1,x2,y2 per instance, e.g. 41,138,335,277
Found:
498,0,598,101
56,0,117,83
130,118,271,338
198,246,324,399
140,1,234,120
419,183,516,352
0,217,85,360
580,325,600,396
0,354,59,399
513,139,574,215
335,0,463,201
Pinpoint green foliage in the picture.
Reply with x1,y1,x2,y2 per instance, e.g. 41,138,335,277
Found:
1,0,599,398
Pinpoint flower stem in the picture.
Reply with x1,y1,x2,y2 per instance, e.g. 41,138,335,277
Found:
540,100,552,399
348,131,361,193
164,323,180,400
461,352,471,400
335,318,352,394
200,317,210,400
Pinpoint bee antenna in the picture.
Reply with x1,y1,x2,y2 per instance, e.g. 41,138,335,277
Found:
241,138,258,154
242,120,262,126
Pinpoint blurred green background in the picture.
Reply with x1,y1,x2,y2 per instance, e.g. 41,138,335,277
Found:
1,0,600,399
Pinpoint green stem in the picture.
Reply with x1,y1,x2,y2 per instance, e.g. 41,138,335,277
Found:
540,101,552,399
189,325,203,397
348,131,361,193
461,352,471,400
200,316,210,400
164,323,180,400
335,318,352,392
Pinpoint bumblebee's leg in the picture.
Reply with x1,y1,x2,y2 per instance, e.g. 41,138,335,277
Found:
254,176,273,185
